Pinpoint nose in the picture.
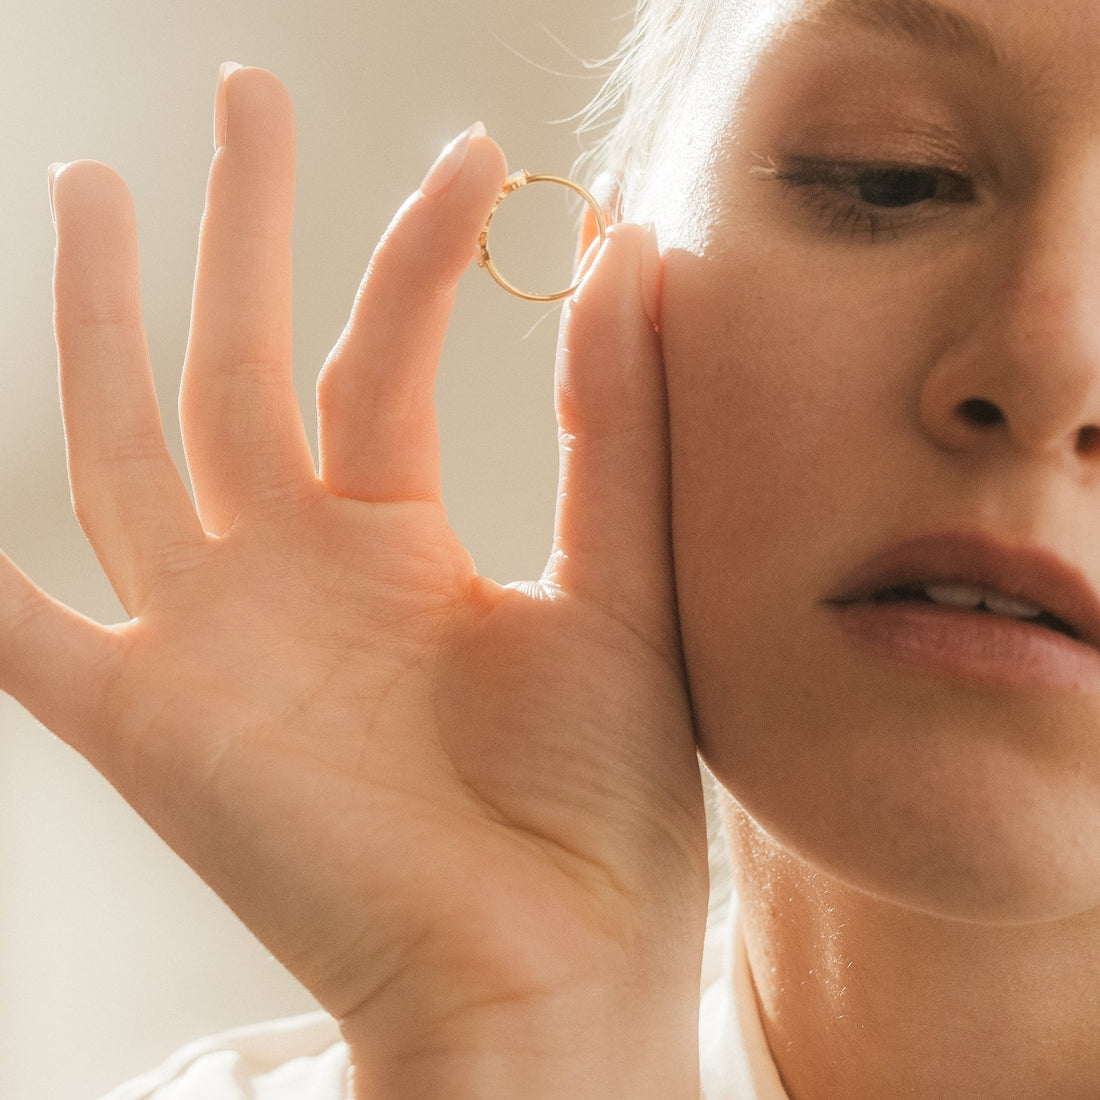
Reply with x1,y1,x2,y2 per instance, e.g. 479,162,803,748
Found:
919,183,1100,465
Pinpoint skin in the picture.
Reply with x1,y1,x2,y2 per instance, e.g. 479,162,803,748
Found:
607,0,1100,1095
8,2,1099,1097
9,69,709,1098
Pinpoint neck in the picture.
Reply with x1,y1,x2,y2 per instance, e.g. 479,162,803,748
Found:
725,805,1100,1100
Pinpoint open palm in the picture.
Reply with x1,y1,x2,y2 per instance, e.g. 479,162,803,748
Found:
1,67,708,1091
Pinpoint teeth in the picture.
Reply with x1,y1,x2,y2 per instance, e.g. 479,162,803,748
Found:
924,584,1043,620
924,583,984,609
981,592,1043,620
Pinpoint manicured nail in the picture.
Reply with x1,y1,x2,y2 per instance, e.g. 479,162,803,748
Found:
47,162,65,223
420,121,486,197
215,62,244,151
640,222,663,331
589,170,621,220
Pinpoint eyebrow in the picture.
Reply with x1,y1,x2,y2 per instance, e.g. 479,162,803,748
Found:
792,0,1004,67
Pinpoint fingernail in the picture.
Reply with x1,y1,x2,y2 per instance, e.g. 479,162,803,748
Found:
589,170,621,220
420,121,486,197
215,62,244,151
47,162,65,223
640,222,663,331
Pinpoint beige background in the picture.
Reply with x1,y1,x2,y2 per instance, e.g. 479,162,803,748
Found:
0,1,625,1095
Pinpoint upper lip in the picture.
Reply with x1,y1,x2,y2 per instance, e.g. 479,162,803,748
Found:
827,530,1100,648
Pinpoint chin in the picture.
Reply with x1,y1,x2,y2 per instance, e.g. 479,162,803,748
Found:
702,703,1100,928
834,825,1100,927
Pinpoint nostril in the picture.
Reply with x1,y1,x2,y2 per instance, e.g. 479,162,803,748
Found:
1076,424,1100,457
957,398,1004,427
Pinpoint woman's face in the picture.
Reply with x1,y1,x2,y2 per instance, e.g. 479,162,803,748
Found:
642,0,1100,922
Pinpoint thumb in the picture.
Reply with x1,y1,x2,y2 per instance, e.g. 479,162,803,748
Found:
546,222,676,644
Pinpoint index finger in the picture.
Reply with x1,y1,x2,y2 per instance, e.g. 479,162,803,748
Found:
316,128,508,503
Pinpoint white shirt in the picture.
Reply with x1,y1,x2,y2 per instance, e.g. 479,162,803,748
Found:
99,909,789,1100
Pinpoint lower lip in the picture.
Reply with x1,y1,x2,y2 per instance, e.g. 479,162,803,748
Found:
829,601,1100,693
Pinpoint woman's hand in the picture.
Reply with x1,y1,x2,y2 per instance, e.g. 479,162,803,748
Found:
6,66,708,1097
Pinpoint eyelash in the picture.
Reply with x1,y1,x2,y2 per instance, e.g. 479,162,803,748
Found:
761,158,976,241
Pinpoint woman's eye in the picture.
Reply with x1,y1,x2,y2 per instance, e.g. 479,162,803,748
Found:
850,166,974,207
856,168,939,207
761,157,977,239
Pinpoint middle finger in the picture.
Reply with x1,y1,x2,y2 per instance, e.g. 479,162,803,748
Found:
180,64,315,535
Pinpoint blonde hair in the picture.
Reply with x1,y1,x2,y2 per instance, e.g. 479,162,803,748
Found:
577,0,725,214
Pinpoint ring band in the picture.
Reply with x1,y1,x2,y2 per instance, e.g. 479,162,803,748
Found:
477,171,608,302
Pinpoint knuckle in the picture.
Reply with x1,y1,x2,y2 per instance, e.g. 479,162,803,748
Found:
88,428,169,470
59,306,145,341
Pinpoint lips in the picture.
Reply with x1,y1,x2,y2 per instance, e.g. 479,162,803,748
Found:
827,530,1100,652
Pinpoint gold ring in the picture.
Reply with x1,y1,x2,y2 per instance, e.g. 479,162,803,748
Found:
477,171,608,302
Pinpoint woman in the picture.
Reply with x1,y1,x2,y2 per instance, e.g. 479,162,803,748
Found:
10,0,1099,1095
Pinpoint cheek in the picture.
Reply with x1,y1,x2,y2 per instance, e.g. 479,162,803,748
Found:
661,246,914,568
660,231,980,578
658,246,1100,923
658,245,912,746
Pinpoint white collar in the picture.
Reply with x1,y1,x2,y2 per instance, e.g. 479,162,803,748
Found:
700,905,791,1100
